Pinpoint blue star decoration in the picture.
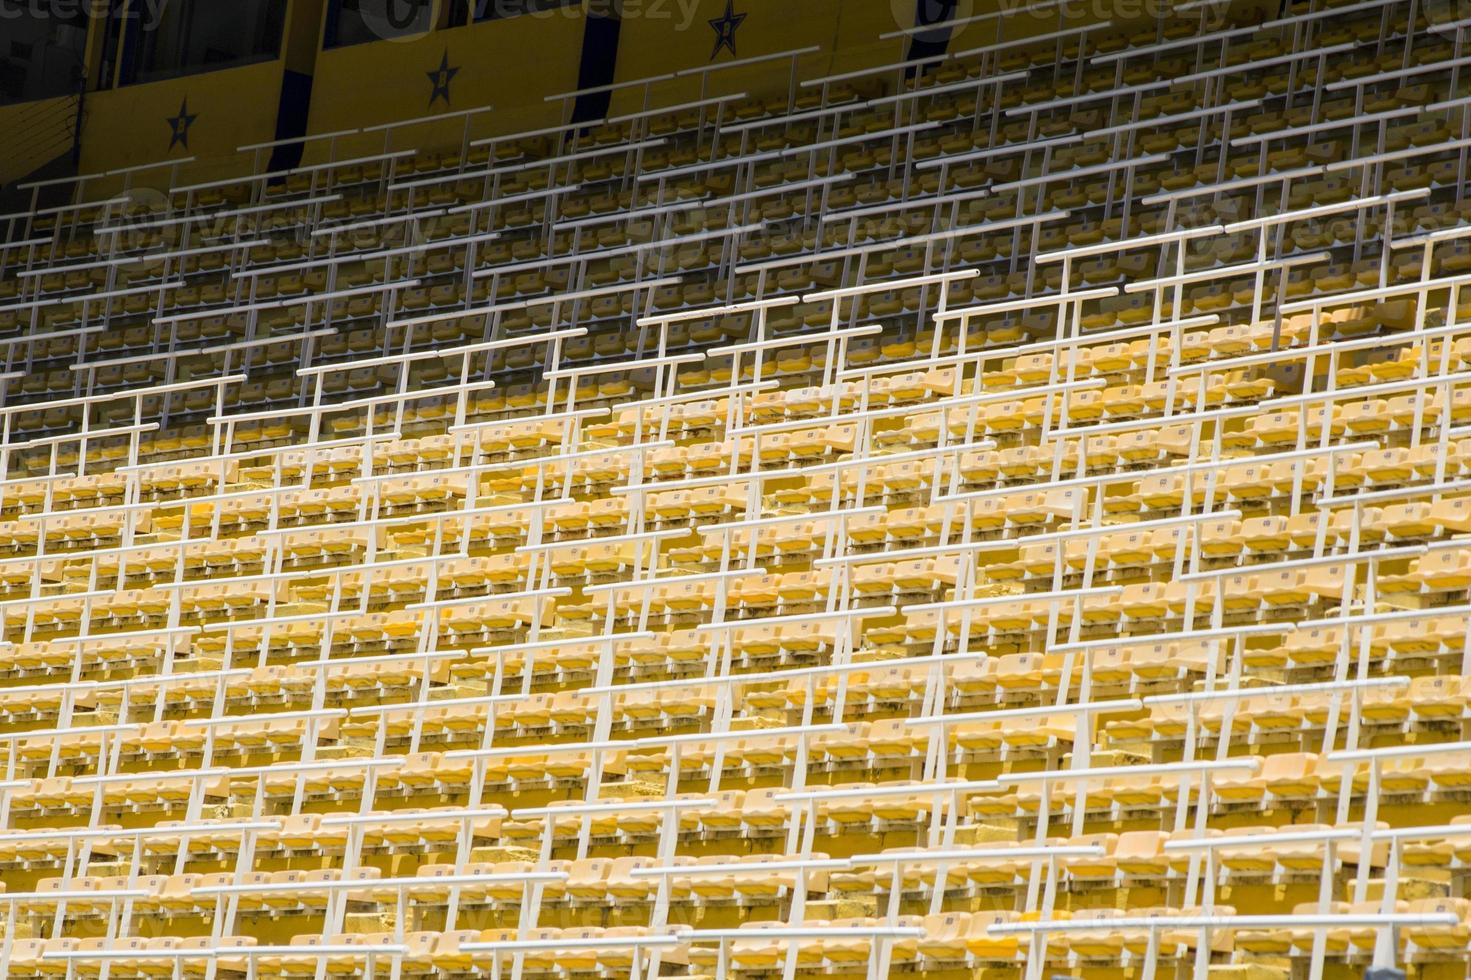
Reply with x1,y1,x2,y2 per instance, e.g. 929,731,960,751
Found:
426,50,459,108
708,0,747,60
166,97,197,151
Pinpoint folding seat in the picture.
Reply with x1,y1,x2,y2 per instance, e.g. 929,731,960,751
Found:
5,940,49,978
1198,517,1245,558
1288,824,1384,873
1404,674,1469,720
1426,495,1471,537
1003,714,1076,751
1104,829,1172,878
1237,515,1291,556
910,911,973,964
71,937,148,979
1407,547,1471,591
1219,823,1330,878
811,917,887,966
1403,814,1471,868
725,922,789,970
1355,673,1418,725
965,910,1024,961
359,930,432,976
564,857,614,902
295,930,380,976
1374,501,1437,541
1404,898,1471,949
734,787,790,834
1237,900,1336,954
1379,613,1464,659
1249,406,1343,446
1231,690,1317,737
1137,471,1207,513
1054,908,1142,961
32,874,105,912
1303,899,1408,959
1214,751,1320,804
1351,447,1415,487
1418,746,1471,791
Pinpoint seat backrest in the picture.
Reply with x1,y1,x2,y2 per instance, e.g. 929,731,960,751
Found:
967,910,1020,933
1115,830,1169,859
434,930,480,953
1263,751,1317,779
923,912,971,937
570,858,612,882
1409,897,1471,917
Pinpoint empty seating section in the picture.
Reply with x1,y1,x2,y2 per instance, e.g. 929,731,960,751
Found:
6,0,1471,976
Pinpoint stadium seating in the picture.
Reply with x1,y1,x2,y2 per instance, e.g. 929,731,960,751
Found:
8,0,1471,976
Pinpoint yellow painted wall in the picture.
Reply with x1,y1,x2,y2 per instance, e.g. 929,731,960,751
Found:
303,11,588,165
77,60,285,194
36,0,1276,194
608,0,897,115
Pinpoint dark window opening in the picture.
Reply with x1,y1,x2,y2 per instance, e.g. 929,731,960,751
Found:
324,0,438,47
0,0,88,104
121,0,287,85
